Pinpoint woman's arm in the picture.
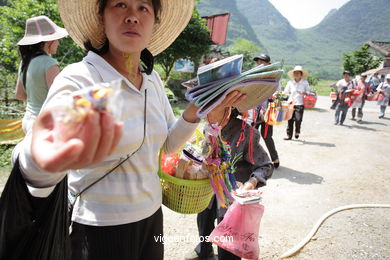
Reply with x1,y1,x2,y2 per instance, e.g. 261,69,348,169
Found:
243,131,274,189
18,67,123,187
15,78,27,101
45,65,61,88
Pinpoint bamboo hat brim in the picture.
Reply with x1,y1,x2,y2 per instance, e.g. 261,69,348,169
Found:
58,0,194,56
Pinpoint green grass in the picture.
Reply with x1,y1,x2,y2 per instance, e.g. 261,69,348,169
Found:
313,80,336,96
0,145,13,191
0,144,14,168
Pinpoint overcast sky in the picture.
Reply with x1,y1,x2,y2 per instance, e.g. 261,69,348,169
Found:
268,0,351,29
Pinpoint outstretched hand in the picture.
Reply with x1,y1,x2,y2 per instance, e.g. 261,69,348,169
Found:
31,109,123,173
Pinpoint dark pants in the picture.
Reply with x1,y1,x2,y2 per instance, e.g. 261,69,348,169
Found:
195,197,240,260
351,97,365,120
70,208,164,260
335,106,348,124
259,122,279,162
287,105,304,137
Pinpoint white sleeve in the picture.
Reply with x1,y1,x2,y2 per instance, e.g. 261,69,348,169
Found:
377,83,384,91
15,67,87,188
153,72,199,155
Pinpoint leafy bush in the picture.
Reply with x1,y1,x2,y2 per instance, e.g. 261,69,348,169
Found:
0,144,14,168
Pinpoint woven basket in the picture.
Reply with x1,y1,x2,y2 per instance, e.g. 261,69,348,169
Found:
158,169,214,214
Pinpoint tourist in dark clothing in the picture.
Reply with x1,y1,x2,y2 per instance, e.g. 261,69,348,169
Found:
186,108,274,260
253,54,280,168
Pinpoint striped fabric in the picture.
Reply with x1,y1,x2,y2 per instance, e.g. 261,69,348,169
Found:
19,51,198,226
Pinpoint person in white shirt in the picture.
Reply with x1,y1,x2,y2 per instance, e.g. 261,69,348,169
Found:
377,74,390,118
334,71,355,125
12,0,245,259
283,66,312,140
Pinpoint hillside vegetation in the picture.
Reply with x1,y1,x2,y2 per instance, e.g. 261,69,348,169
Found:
199,0,390,79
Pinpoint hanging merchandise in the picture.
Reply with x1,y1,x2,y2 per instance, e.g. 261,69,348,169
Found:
203,123,241,208
281,101,294,121
264,102,282,126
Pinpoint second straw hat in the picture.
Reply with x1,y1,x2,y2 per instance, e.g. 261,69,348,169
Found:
287,65,309,79
17,15,68,46
58,0,194,56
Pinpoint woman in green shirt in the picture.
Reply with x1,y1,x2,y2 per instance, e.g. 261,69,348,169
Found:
15,15,68,133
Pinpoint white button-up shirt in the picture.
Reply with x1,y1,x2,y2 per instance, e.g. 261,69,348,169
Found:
17,51,198,226
283,79,312,105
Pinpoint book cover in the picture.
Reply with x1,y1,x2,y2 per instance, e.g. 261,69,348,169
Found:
197,54,243,86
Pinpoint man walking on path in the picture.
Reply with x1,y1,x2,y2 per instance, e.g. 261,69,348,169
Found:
253,54,280,168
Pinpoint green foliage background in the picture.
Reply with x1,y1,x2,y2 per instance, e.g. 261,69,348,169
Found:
0,0,84,74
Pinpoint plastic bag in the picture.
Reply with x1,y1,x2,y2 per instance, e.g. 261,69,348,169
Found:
0,158,69,260
161,153,180,176
264,103,281,126
303,94,317,109
51,80,125,142
281,102,294,121
209,201,264,260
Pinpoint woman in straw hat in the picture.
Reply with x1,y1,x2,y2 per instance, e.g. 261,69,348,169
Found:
14,15,68,133
283,66,312,140
14,0,245,259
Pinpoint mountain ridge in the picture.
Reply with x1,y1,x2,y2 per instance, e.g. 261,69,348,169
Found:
199,0,390,79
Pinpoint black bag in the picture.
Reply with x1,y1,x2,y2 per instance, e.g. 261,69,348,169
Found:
0,158,69,260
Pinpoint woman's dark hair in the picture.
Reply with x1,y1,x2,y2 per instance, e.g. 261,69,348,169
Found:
84,0,161,75
19,42,46,86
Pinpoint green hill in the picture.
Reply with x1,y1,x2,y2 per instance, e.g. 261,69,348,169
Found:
199,0,390,79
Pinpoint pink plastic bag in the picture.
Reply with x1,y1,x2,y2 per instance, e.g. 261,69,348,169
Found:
209,201,265,260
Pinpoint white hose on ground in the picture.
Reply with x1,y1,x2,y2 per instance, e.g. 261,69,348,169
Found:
279,204,390,259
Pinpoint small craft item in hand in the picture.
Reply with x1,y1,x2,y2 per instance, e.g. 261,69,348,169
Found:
51,80,122,142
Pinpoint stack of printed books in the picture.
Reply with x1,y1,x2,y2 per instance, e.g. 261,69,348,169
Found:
183,54,283,118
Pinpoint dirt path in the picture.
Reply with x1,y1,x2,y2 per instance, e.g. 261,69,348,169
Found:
163,96,390,260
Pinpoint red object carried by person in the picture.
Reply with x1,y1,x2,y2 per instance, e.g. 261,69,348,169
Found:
304,93,317,109
330,92,337,101
161,153,179,176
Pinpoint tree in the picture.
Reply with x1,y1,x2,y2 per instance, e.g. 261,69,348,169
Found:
307,74,319,87
342,45,382,76
0,0,84,74
228,38,261,71
155,9,212,80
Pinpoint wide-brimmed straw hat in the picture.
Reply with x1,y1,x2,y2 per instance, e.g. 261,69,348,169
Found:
287,65,309,79
17,15,68,46
58,0,194,56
